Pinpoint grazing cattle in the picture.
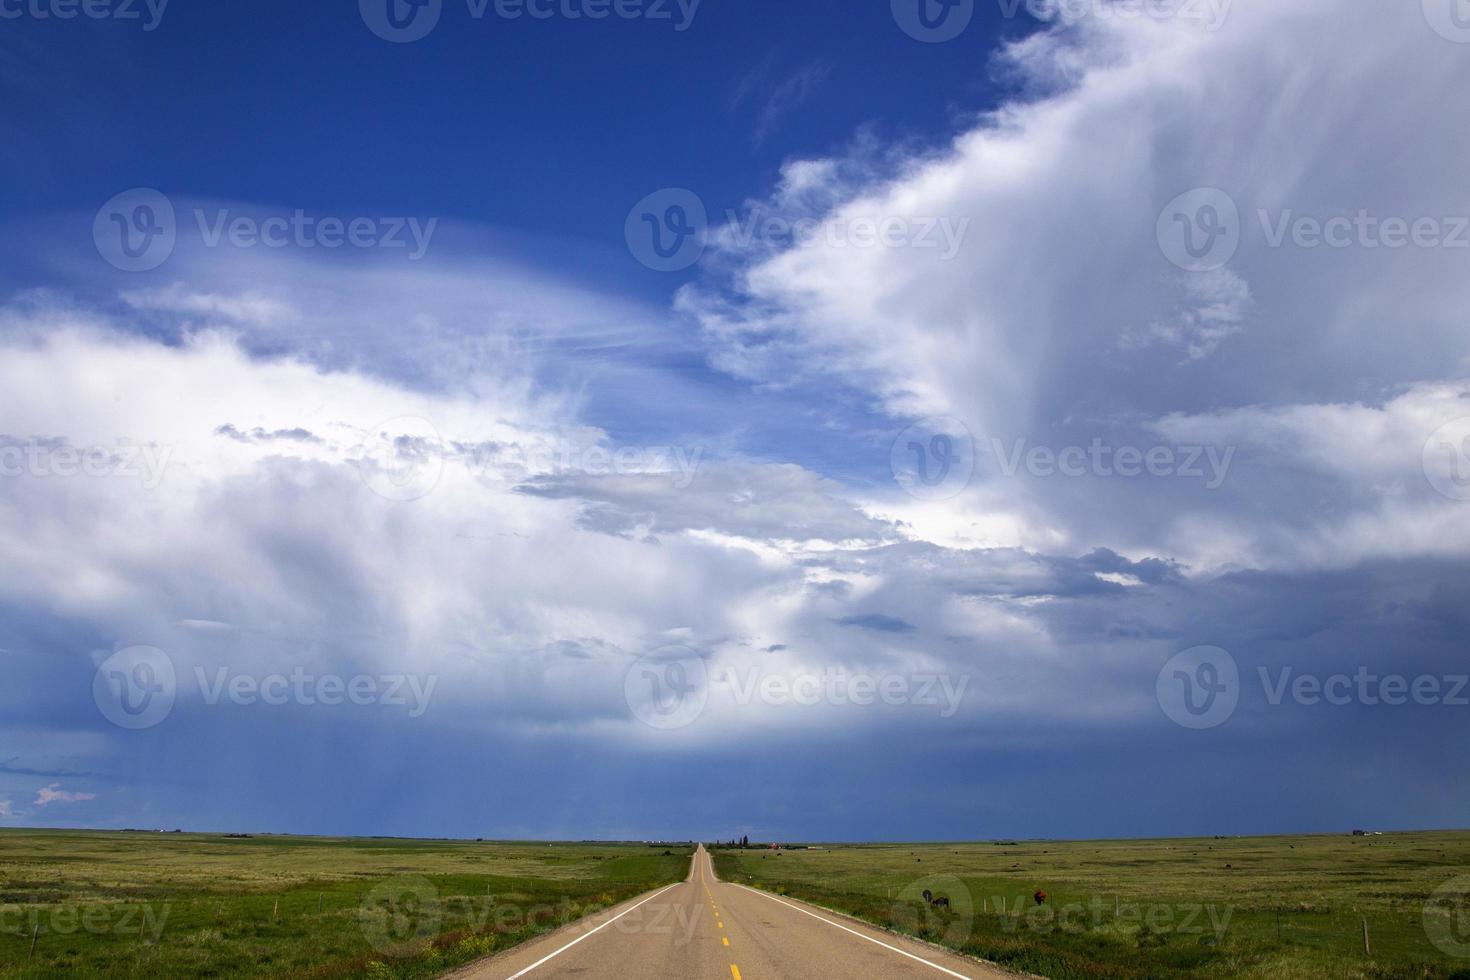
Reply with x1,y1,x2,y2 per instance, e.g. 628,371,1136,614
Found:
921,889,950,909
1034,890,1047,906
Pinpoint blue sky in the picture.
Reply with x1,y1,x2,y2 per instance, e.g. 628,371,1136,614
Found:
1,0,1469,842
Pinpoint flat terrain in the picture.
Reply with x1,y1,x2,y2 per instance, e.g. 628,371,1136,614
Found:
4,829,1466,979
456,845,1010,979
710,831,1470,979
0,829,690,978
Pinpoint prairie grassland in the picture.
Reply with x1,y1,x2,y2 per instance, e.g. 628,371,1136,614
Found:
710,831,1470,979
0,829,690,979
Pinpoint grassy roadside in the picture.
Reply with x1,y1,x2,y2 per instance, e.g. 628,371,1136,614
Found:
0,829,691,979
710,832,1470,979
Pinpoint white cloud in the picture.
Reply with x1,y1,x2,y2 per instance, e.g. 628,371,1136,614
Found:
3,2,1468,837
34,783,95,806
678,0,1470,573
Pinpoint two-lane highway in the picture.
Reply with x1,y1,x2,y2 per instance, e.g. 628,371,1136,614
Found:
453,846,1014,980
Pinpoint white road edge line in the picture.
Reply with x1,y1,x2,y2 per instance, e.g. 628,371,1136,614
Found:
731,883,975,980
502,880,681,979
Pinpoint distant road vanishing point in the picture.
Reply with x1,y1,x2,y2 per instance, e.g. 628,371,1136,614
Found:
452,845,1014,980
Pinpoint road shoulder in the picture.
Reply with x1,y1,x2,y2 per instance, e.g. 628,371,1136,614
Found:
725,880,1036,980
442,878,686,980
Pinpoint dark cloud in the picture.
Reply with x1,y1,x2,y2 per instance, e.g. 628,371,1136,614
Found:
834,613,917,634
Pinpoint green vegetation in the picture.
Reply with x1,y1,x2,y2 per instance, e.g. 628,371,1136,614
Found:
0,829,690,979
710,832,1470,979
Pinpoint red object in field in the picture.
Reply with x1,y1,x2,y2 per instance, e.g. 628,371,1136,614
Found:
1034,890,1047,906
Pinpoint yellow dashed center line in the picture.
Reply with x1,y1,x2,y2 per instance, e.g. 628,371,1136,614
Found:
722,937,730,946
730,966,742,980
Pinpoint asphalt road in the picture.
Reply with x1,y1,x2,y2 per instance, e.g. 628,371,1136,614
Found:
453,846,1014,980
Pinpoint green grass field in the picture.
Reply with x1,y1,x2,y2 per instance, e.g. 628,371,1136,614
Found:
710,831,1470,980
0,830,691,979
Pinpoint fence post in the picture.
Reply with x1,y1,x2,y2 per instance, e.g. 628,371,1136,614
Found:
29,924,38,958
1362,918,1370,956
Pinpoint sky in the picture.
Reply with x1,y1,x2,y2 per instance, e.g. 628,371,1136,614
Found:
1,0,1468,843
